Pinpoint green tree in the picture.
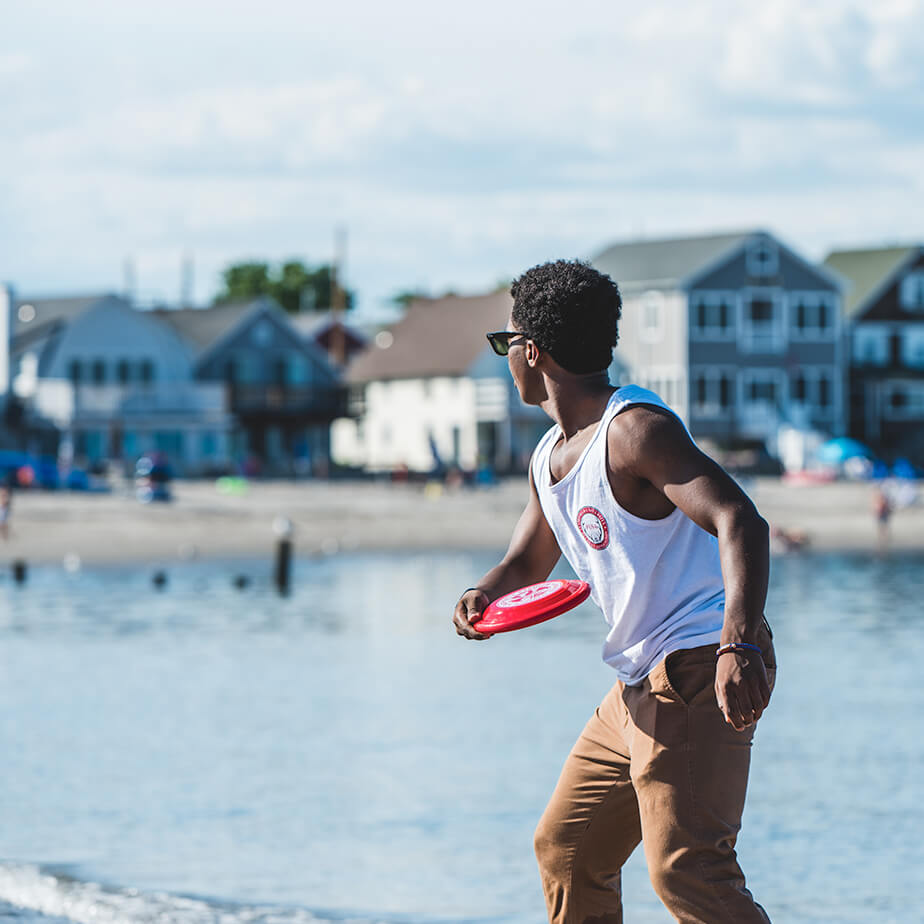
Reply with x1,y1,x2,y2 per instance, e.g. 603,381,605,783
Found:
215,260,354,314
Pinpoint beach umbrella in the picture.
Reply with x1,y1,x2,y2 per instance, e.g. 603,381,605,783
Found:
815,437,876,465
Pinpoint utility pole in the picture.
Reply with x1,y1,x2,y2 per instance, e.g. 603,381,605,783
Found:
123,257,136,303
180,252,194,308
329,227,348,366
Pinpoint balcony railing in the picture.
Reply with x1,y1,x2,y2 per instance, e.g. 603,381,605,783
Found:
227,383,348,417
33,381,227,424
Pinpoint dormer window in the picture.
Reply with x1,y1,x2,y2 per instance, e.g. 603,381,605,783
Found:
746,239,779,278
900,272,924,311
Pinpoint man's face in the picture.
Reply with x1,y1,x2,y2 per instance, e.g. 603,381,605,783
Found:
506,316,544,405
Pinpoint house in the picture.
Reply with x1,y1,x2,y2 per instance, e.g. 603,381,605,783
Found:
156,297,345,474
334,291,551,474
290,310,369,368
3,288,232,473
823,245,924,464
592,230,846,450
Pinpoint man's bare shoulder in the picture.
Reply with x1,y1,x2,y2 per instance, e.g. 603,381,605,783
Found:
607,403,689,455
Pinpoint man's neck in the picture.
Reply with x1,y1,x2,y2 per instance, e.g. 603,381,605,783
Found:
540,375,616,439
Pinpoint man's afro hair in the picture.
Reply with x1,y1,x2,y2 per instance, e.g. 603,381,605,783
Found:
510,260,621,374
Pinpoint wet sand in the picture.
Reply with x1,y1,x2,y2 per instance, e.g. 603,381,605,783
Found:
1,477,921,566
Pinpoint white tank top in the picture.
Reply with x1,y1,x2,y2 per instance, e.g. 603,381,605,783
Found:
531,385,724,685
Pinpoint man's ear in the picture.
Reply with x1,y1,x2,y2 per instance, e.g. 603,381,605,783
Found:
525,340,541,367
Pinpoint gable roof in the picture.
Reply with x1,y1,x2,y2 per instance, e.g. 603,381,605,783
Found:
346,291,512,384
822,245,922,317
592,232,754,291
11,293,126,343
155,297,337,378
153,299,262,353
290,310,369,346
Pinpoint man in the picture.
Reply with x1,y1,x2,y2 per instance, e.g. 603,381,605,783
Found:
453,260,776,923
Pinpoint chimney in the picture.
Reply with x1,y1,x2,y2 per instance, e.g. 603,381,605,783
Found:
0,283,13,399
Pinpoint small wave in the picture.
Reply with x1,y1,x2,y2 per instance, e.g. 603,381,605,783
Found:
0,863,388,924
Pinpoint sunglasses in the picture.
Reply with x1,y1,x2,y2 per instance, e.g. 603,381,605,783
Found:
486,330,528,356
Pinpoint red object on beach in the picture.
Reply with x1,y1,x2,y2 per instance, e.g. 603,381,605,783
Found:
474,579,591,634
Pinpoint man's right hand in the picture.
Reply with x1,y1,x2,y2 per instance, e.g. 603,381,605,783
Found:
453,588,492,640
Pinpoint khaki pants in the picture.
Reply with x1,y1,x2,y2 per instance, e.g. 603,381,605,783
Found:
535,623,776,923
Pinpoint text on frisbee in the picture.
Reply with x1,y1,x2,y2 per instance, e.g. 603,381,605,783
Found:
472,580,591,635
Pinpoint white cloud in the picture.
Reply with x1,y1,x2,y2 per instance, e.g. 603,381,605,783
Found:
2,0,923,312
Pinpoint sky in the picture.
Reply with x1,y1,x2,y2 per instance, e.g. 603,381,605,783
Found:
2,0,923,319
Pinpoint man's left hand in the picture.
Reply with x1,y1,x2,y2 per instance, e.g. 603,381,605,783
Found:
715,653,771,731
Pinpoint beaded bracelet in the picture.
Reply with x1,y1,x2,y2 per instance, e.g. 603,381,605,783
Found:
716,642,761,659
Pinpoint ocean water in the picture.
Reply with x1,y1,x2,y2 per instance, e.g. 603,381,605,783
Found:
0,549,922,924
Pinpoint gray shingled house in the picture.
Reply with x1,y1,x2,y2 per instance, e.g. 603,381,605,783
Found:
592,231,846,452
823,245,924,464
156,298,344,474
2,289,232,471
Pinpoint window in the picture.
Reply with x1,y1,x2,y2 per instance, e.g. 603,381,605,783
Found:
232,352,262,384
273,357,287,386
251,319,274,346
68,360,82,384
818,373,831,408
900,272,924,310
639,291,664,342
718,373,731,409
140,359,155,384
155,431,184,456
691,368,734,417
748,380,777,402
287,353,309,386
691,292,735,338
884,383,924,417
741,291,783,352
117,359,131,384
92,359,106,384
748,299,774,323
741,370,783,412
788,367,837,416
200,431,218,456
790,293,835,338
746,239,779,278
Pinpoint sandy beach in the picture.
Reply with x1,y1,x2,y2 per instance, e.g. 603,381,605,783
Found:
0,476,921,567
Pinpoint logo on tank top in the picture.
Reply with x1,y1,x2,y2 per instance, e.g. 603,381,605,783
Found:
576,506,609,550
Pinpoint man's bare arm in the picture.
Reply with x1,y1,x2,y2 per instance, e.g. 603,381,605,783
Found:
453,468,561,640
609,406,772,730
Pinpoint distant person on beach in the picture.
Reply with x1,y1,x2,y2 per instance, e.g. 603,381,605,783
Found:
453,260,776,923
872,485,893,549
0,485,10,541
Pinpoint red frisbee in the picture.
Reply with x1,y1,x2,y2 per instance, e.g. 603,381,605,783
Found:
473,579,591,635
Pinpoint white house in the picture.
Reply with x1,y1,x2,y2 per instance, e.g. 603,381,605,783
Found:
334,292,550,474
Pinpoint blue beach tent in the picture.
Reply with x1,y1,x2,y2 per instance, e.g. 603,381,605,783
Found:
816,437,876,465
